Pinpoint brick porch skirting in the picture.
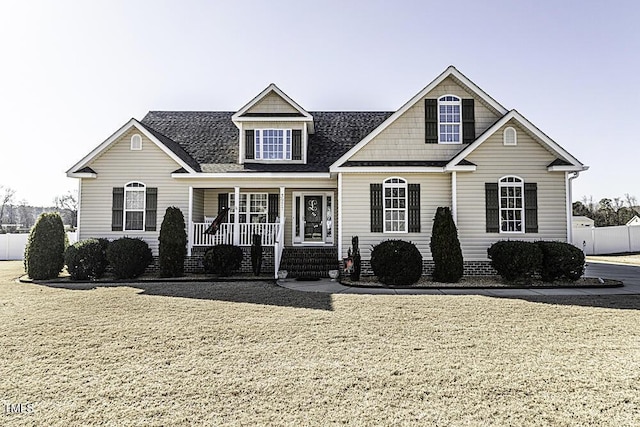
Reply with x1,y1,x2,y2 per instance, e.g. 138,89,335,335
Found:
359,259,496,277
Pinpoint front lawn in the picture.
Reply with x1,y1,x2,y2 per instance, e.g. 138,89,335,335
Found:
1,261,639,426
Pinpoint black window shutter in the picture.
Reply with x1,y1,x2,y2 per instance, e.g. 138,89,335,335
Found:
370,183,383,232
112,187,124,231
292,130,302,160
268,194,279,223
145,188,158,231
462,99,475,143
245,130,255,160
425,99,438,144
485,183,499,233
524,183,538,233
408,184,421,232
218,193,229,222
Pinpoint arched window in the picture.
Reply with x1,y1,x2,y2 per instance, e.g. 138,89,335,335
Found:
124,182,146,230
499,176,524,233
503,127,517,146
438,95,461,143
383,177,407,232
130,134,142,151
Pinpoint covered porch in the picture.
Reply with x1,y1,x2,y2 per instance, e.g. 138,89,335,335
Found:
186,185,336,277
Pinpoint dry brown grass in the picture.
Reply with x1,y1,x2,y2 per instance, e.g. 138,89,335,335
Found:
1,260,640,426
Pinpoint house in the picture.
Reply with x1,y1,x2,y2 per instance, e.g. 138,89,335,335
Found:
572,216,595,228
66,66,588,278
626,215,640,226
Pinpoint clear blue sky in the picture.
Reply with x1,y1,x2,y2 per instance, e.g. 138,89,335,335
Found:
1,0,638,206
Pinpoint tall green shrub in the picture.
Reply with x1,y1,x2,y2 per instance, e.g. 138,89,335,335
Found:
24,212,66,279
158,207,187,277
430,207,463,283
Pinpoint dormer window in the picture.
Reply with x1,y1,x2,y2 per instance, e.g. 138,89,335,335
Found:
245,128,303,162
438,95,461,143
255,129,291,160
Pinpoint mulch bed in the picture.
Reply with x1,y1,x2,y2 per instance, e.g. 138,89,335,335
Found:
340,275,623,289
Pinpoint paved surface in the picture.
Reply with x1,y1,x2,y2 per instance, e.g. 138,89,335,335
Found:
277,261,640,296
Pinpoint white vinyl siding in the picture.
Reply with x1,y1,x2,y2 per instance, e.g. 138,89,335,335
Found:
350,76,500,162
456,122,567,260
340,173,450,260
244,91,299,115
78,128,189,254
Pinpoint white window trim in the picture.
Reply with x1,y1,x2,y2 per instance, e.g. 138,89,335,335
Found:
254,129,292,161
383,177,408,234
229,192,269,224
130,134,142,151
438,95,462,145
124,181,146,231
503,126,517,146
498,175,524,234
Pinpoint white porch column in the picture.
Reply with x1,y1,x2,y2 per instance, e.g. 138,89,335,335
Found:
188,186,193,256
337,172,343,258
451,171,458,225
233,186,240,245
279,186,285,225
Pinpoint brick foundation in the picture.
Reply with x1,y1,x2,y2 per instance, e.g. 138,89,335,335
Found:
359,259,496,277
184,246,274,274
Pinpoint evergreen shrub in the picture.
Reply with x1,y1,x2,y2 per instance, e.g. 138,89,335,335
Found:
64,238,108,280
430,207,463,283
106,237,153,279
158,207,187,277
24,212,66,280
370,239,422,286
487,241,542,284
536,241,585,282
203,244,243,276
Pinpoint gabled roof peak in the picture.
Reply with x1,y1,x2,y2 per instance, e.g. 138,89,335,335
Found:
232,83,314,128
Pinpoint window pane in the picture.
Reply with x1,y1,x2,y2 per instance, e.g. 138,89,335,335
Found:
125,211,143,230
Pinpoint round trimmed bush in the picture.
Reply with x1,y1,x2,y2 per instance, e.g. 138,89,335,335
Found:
487,241,542,284
536,241,585,282
24,212,66,280
106,237,153,279
65,238,108,280
158,207,187,278
370,240,422,286
203,244,243,276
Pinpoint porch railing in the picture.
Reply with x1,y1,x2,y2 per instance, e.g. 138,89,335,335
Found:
191,222,281,247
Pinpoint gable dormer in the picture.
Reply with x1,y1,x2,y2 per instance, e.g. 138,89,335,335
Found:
232,84,314,164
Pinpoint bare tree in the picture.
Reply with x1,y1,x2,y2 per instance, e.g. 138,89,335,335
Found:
624,193,638,209
54,190,78,228
0,186,16,225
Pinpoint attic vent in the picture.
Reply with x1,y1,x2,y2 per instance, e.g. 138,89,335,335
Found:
131,134,142,151
503,127,517,146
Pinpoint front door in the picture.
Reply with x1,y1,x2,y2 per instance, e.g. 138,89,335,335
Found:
292,192,334,245
304,196,323,242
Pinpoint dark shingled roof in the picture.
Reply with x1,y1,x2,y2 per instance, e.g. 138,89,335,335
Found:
140,111,394,172
548,158,572,167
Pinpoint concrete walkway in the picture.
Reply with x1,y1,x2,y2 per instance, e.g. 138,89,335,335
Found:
277,261,640,296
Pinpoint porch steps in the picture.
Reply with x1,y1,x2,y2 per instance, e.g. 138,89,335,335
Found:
279,247,340,279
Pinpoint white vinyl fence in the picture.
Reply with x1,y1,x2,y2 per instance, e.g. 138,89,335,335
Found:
572,226,640,255
0,232,78,261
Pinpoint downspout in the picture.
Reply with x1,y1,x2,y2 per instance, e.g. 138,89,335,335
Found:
567,171,580,244
451,171,457,225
